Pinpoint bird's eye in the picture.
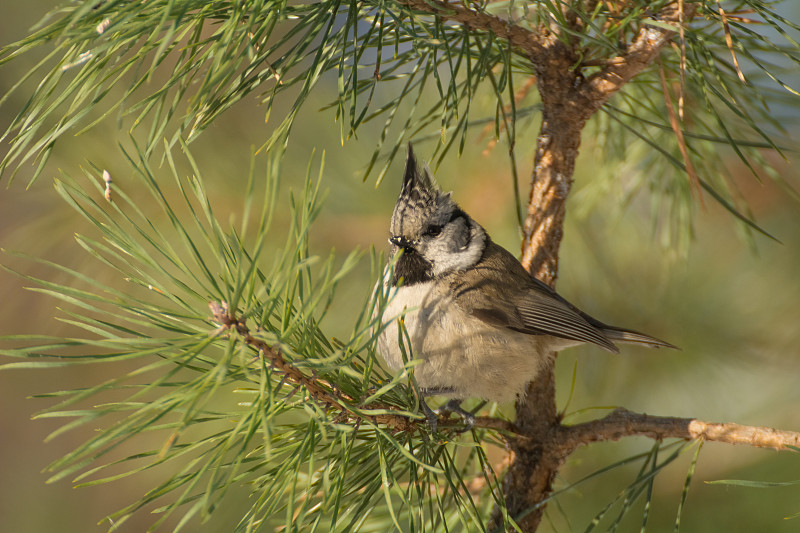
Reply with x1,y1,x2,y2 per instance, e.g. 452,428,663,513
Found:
424,224,443,237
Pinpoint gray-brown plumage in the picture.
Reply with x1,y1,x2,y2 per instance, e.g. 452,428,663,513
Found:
447,240,675,354
377,144,675,412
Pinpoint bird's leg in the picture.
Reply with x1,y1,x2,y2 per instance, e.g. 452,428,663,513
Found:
418,387,456,432
438,399,476,433
417,389,478,433
419,396,439,433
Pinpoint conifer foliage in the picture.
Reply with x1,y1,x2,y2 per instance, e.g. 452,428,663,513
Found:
1,1,800,532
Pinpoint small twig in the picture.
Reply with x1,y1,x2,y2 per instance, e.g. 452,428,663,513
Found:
717,1,747,83
209,301,417,432
584,2,698,106
716,14,762,25
397,0,547,64
658,60,705,206
580,57,627,67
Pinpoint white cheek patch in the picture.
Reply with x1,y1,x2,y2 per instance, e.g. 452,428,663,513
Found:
430,223,486,276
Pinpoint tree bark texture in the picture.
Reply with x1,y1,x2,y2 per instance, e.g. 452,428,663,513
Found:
508,5,698,531
501,38,589,531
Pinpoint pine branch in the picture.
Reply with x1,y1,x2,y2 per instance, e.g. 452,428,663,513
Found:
211,300,523,437
210,301,418,432
397,0,697,121
520,1,702,278
212,298,800,454
557,408,800,453
582,2,699,110
397,0,547,63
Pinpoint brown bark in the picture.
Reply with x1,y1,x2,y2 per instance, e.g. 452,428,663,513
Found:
498,36,590,529
520,3,699,277
510,3,699,531
559,408,800,451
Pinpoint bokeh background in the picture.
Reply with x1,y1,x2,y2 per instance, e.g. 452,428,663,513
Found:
2,2,800,532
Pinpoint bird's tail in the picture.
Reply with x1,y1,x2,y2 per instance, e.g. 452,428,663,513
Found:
601,326,679,350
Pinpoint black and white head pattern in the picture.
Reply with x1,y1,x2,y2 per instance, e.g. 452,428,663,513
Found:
389,144,486,286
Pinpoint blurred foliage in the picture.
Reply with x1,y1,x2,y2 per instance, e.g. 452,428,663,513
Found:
0,1,800,533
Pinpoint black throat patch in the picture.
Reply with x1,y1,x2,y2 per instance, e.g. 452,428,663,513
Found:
391,250,434,287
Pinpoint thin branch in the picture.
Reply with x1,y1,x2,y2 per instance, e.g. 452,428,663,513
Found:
209,301,522,436
583,2,699,109
558,408,800,454
396,0,547,63
658,60,705,204
210,302,800,451
210,301,417,431
678,0,687,120
717,1,747,83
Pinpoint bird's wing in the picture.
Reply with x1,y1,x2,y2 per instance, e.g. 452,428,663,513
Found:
450,240,619,353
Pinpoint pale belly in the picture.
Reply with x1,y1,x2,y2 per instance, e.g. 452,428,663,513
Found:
377,282,553,403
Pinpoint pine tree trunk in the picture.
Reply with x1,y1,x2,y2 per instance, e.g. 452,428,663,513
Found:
499,40,590,530
490,4,696,524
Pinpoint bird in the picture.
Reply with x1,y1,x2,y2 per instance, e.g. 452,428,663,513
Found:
376,144,676,430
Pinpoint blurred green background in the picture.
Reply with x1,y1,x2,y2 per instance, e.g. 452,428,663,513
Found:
2,3,800,532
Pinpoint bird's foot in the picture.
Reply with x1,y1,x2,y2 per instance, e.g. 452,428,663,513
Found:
419,397,440,433
437,399,475,433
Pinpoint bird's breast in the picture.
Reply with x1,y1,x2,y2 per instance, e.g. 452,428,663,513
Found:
376,280,549,402
377,280,440,371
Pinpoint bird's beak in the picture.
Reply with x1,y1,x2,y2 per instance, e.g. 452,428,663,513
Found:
389,235,413,250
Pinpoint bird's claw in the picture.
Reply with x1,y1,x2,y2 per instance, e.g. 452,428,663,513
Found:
419,398,476,434
420,398,439,433
437,399,475,433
